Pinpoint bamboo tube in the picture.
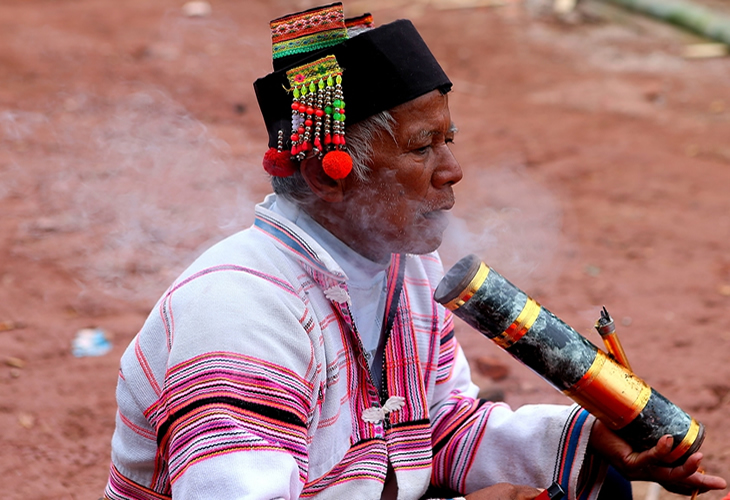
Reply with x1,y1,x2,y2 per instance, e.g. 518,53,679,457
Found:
434,254,705,465
599,0,730,46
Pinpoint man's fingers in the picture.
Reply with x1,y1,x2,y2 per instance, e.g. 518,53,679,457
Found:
624,435,675,471
589,424,727,493
657,435,674,455
645,452,726,495
647,435,674,462
665,453,701,480
674,453,703,478
646,453,702,483
700,472,728,491
660,469,727,496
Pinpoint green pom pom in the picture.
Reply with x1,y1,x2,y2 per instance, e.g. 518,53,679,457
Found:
333,112,342,121
339,100,345,109
339,113,346,122
333,99,342,108
325,106,333,115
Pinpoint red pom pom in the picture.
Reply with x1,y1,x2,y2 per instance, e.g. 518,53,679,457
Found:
322,150,353,180
263,148,296,177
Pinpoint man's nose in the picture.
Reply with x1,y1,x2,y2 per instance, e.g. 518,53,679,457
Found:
432,144,463,188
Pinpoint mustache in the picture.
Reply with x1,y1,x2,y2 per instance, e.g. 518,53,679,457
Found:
420,192,455,214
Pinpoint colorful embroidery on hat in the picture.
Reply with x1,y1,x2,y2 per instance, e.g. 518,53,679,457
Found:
271,3,348,60
286,55,341,88
284,55,352,179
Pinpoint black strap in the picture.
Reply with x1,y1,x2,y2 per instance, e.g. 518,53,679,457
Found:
377,254,406,405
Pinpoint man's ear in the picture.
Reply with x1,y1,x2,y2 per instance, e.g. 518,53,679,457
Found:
300,155,345,203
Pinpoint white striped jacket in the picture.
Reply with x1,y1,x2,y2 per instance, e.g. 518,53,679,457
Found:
105,195,604,500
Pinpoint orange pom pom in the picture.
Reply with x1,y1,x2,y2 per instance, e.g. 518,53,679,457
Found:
322,150,353,180
263,148,296,177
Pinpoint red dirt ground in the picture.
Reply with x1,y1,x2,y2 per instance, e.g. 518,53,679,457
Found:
1,1,730,498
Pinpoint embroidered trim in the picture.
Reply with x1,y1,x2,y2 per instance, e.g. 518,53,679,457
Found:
271,3,347,60
286,55,341,89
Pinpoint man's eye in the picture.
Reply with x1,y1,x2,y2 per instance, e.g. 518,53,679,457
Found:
445,137,455,145
415,145,431,155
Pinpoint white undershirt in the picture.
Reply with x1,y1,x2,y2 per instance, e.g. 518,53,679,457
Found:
270,197,388,371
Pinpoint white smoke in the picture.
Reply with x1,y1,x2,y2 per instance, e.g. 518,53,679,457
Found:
441,163,567,293
1,87,261,303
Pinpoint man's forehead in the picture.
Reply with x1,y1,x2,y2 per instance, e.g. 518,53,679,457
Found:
404,122,458,146
396,113,457,145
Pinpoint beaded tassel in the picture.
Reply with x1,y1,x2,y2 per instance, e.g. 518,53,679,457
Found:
314,79,325,155
324,77,333,151
262,129,296,177
321,72,352,179
331,74,346,148
285,55,352,178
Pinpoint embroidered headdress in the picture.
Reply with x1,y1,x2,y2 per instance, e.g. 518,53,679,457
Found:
254,2,451,179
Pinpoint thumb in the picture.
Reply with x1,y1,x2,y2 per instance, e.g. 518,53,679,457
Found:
627,435,674,469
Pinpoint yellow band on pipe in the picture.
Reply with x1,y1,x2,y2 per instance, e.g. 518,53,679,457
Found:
493,297,541,349
443,262,490,311
564,350,651,430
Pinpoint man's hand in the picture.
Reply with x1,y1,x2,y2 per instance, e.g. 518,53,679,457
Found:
464,483,544,500
589,419,727,495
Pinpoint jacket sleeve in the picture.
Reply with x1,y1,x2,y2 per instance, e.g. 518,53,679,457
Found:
165,271,318,500
107,265,318,500
428,311,608,500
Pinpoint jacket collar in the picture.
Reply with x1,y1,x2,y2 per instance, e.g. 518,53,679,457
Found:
254,194,349,281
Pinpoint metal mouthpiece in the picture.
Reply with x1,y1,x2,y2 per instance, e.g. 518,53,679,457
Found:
594,306,631,371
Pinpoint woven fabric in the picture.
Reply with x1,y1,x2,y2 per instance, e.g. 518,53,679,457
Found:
104,194,606,500
345,13,373,29
286,54,341,89
271,3,347,60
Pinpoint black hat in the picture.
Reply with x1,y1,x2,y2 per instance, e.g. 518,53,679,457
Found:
254,3,452,179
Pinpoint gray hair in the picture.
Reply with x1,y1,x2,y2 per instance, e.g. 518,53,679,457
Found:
271,110,396,203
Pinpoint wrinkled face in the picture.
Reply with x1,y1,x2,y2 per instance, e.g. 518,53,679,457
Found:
342,90,462,262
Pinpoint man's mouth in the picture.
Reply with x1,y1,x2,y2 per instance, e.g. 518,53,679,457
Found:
423,210,446,219
421,208,451,231
423,201,454,219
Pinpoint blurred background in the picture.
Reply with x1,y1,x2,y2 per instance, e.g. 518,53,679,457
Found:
1,0,729,498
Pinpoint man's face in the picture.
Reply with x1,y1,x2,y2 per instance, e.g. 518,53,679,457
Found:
341,90,462,262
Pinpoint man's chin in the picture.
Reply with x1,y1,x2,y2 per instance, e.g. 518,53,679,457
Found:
398,234,444,256
407,212,449,254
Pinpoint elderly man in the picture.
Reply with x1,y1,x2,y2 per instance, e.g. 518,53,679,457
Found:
104,3,725,500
